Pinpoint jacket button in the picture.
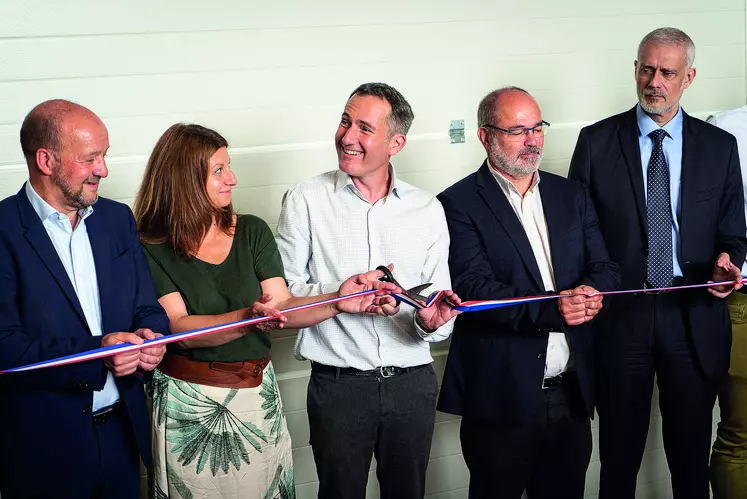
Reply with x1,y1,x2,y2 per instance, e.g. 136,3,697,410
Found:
537,353,546,359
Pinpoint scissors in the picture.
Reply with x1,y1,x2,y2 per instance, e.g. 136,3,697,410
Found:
376,265,433,307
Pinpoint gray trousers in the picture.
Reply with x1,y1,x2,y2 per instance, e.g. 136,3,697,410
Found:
307,363,438,499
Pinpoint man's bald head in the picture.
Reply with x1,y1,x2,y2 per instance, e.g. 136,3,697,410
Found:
20,99,101,164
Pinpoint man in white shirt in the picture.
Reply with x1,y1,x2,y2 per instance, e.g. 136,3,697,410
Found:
708,105,747,499
276,82,460,499
437,87,620,498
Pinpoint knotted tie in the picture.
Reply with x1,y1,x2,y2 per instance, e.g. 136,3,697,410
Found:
646,128,673,288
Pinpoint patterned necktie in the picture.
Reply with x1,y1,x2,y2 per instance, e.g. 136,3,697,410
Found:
646,128,673,288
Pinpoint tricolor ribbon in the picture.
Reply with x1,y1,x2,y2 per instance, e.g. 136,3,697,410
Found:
453,280,737,312
0,280,738,374
1,289,381,374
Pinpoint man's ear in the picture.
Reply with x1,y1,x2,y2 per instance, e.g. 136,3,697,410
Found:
35,149,57,177
477,127,492,150
683,66,696,89
388,133,407,157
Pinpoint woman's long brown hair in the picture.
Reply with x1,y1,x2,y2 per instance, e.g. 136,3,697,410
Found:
133,123,234,257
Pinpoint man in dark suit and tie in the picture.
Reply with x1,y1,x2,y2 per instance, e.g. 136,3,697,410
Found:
0,99,169,498
437,87,620,498
569,27,746,499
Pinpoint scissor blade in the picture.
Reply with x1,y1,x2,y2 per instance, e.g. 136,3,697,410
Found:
406,283,432,301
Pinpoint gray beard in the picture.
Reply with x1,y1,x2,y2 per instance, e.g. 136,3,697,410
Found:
488,141,542,179
639,93,678,117
51,172,98,209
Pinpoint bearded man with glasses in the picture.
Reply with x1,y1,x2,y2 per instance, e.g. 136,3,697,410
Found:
436,86,620,498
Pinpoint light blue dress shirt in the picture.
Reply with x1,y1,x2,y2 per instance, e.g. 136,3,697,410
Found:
25,181,120,411
637,104,683,278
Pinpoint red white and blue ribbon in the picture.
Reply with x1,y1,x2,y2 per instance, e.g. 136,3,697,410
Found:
453,280,737,312
0,280,738,374
1,289,381,374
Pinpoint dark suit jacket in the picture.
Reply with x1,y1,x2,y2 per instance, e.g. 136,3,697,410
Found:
0,187,168,497
568,106,746,380
436,163,620,425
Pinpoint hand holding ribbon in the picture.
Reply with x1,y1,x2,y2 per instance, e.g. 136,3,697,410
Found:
709,252,743,298
416,290,462,332
559,285,602,326
335,271,402,315
365,264,401,317
101,331,146,377
135,329,167,372
249,294,287,333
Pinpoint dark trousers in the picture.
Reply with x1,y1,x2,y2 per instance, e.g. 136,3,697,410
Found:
597,293,719,499
0,403,141,499
93,404,142,499
307,363,438,499
460,373,592,499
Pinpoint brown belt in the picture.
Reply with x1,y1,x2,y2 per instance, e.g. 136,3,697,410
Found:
158,353,270,389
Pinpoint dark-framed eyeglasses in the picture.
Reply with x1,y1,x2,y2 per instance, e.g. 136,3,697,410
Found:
481,120,550,139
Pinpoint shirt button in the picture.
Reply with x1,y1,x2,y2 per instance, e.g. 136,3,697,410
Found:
537,353,546,359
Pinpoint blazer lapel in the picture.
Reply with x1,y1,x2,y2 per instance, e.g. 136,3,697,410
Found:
476,162,544,289
85,211,112,332
679,110,697,256
17,189,87,326
618,107,647,229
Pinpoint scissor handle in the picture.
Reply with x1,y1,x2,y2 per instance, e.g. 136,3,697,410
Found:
376,265,402,305
376,265,397,284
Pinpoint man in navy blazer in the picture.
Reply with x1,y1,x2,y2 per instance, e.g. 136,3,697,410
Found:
0,100,168,498
569,28,746,499
437,87,620,499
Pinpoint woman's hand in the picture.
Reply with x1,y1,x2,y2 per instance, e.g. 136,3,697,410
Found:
248,293,288,333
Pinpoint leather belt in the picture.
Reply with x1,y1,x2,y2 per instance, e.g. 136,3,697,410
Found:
643,276,684,294
158,353,270,388
312,362,427,379
542,370,577,390
92,401,123,425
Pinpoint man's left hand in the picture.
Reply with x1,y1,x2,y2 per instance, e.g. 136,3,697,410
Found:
133,328,167,372
415,290,461,332
335,273,401,315
708,252,743,298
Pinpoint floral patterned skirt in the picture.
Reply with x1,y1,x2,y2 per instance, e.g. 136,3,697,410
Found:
149,361,294,499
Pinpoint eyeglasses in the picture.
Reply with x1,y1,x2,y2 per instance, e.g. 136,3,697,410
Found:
481,120,550,139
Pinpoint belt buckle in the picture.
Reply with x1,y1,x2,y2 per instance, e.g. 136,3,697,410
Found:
542,375,561,390
379,366,396,378
643,283,663,295
92,403,118,424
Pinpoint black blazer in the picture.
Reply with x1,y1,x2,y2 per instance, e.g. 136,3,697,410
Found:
436,163,620,425
568,107,746,379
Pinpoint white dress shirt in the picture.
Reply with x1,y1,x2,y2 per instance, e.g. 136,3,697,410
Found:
708,106,747,276
276,167,454,370
26,181,120,411
488,164,571,378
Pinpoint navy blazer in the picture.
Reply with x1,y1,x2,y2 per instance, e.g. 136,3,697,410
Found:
0,187,168,495
436,164,620,425
569,107,747,380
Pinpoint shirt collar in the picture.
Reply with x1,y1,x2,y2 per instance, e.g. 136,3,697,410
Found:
636,103,683,140
487,159,540,197
334,164,411,199
25,181,94,223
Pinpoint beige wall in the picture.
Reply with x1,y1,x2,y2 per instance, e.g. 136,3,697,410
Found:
1,1,745,498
